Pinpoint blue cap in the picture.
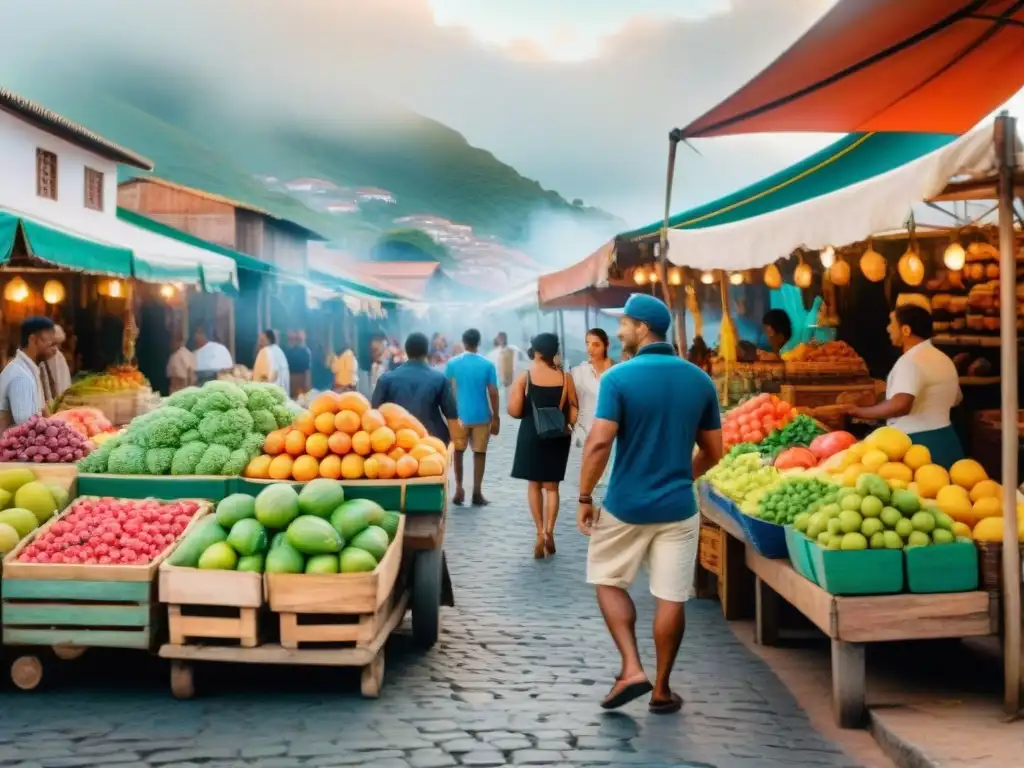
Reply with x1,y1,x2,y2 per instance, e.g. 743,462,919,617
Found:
624,293,672,337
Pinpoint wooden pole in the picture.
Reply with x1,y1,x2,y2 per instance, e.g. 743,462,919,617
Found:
996,113,1021,718
660,131,682,355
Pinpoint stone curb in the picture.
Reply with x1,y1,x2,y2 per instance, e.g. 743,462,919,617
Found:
869,708,939,768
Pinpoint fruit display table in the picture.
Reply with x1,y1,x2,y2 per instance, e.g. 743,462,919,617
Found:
699,497,996,727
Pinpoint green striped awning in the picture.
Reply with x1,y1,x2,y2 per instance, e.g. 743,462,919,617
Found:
3,211,135,275
620,131,959,241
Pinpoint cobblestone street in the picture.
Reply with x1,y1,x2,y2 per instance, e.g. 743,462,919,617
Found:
0,421,865,768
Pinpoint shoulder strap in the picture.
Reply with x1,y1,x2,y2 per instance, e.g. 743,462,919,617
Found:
559,373,567,410
525,372,531,395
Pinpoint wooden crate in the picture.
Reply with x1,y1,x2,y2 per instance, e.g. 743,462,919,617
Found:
0,462,78,495
1,500,210,650
266,516,405,650
159,565,263,648
699,521,723,576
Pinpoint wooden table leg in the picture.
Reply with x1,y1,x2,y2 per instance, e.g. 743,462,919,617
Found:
722,533,754,620
830,638,866,728
755,577,781,647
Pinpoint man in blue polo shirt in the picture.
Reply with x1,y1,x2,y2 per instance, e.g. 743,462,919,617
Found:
577,293,723,714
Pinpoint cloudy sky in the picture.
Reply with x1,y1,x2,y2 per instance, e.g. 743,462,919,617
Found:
2,0,1020,234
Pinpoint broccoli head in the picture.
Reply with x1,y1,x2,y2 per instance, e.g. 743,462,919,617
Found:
249,409,278,435
195,443,232,475
166,386,201,412
241,382,283,412
197,408,253,449
180,429,201,444
240,432,265,459
191,381,249,416
145,447,175,476
78,438,117,473
221,448,251,476
270,405,294,429
170,441,209,475
107,443,147,475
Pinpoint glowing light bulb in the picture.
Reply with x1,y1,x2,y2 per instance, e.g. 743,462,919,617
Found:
700,271,714,285
159,284,176,299
42,280,65,304
4,276,29,303
667,266,683,286
819,246,836,269
728,272,743,286
633,267,648,285
944,242,966,271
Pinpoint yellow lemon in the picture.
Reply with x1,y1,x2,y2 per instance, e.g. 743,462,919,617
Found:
935,484,972,523
861,448,889,473
841,463,866,488
865,426,912,461
969,479,1002,503
878,462,914,484
949,458,987,491
951,521,973,540
915,464,951,499
902,444,932,471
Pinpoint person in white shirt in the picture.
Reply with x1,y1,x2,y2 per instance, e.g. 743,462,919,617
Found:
0,316,57,428
253,329,290,396
166,331,196,394
486,332,528,399
41,324,72,403
848,304,964,468
193,327,233,383
571,328,615,486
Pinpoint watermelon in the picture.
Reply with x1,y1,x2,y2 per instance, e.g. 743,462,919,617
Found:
227,518,268,557
216,493,257,528
297,479,346,519
254,484,300,529
286,515,344,556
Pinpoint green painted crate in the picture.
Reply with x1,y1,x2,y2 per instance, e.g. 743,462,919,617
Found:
784,526,817,583
905,541,979,593
229,477,444,515
809,543,904,596
77,474,232,502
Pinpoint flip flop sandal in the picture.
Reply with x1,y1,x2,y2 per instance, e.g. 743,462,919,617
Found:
600,679,653,710
648,692,683,714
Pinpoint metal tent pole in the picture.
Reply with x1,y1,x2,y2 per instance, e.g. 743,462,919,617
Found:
996,113,1021,718
660,131,682,356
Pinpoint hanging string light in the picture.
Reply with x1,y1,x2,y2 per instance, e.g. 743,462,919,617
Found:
633,267,648,286
107,279,124,298
897,247,925,286
819,246,836,269
647,267,659,283
859,243,886,282
42,280,65,304
943,241,966,271
763,264,782,289
667,266,683,286
728,272,744,286
159,284,177,299
700,270,715,285
3,276,29,303
830,258,851,287
793,258,813,288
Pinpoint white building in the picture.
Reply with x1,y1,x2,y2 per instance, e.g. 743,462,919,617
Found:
0,87,237,288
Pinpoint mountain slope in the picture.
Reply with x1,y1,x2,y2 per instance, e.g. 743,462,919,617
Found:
5,66,622,250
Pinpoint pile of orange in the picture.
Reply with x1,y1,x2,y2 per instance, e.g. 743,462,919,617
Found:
243,391,449,482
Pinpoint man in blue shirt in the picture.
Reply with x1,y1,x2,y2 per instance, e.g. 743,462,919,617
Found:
371,332,457,443
446,328,499,506
577,293,723,714
0,316,57,428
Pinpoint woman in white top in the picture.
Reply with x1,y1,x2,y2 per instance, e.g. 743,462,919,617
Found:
848,305,964,468
253,329,291,397
571,328,615,484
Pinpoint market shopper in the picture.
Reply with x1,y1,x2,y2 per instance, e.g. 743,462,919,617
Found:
760,309,793,359
193,327,233,384
847,304,964,468
0,316,58,428
571,328,614,487
331,345,359,392
372,332,457,443
446,328,500,507
577,293,722,714
166,331,196,394
253,329,290,396
487,332,525,400
509,333,577,558
285,330,312,398
41,324,72,403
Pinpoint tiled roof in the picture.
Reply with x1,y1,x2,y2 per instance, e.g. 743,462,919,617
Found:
0,87,152,170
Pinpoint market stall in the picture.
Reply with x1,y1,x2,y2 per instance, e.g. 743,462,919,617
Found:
0,384,452,695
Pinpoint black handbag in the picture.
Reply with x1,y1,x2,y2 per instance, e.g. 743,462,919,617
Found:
527,373,567,440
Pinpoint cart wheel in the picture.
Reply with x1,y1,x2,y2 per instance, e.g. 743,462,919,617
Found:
360,652,384,698
411,547,443,649
52,645,86,661
170,660,196,700
11,655,44,691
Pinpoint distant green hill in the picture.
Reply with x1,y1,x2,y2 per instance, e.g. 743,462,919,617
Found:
4,65,622,251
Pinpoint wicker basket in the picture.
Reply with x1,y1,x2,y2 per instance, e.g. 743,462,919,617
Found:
976,541,1024,592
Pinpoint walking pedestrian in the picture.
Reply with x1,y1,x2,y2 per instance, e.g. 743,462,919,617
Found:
508,333,578,559
371,332,458,443
577,294,723,714
571,328,614,487
446,328,500,506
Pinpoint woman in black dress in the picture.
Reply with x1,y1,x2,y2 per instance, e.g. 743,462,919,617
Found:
508,333,578,559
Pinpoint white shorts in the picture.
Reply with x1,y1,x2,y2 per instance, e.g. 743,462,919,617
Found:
586,509,700,603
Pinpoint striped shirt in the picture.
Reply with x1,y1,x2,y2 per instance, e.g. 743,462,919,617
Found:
0,351,44,425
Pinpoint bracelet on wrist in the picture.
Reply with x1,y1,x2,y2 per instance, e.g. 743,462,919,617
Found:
579,494,593,504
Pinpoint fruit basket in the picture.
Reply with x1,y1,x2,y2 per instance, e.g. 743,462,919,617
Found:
904,540,979,594
232,476,446,516
784,525,817,583
808,542,904,596
735,513,788,559
77,474,233,503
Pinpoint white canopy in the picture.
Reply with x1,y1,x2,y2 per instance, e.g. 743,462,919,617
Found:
482,280,539,312
667,122,1021,270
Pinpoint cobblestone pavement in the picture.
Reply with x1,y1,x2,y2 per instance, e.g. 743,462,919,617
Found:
0,420,863,768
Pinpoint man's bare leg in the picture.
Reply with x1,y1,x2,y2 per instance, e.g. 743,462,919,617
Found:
452,449,465,505
650,598,685,711
596,585,651,708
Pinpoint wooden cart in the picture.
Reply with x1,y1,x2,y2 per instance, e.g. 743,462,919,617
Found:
158,508,453,700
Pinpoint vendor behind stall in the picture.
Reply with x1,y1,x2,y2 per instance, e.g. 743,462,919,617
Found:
0,316,57,427
193,327,233,385
847,305,964,468
758,309,793,360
